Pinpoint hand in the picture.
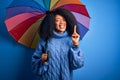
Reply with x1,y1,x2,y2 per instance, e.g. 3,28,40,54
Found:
42,53,48,63
71,25,80,46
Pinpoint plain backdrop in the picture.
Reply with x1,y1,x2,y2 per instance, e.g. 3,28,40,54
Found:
0,0,120,80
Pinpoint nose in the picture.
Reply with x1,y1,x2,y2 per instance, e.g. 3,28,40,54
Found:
60,20,64,24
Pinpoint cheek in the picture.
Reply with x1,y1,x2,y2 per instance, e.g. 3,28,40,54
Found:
55,22,59,27
65,22,67,26
55,22,59,26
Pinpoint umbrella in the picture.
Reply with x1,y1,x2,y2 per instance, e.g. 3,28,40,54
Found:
4,0,90,49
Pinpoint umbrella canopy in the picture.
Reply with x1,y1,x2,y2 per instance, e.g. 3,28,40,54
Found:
4,0,90,49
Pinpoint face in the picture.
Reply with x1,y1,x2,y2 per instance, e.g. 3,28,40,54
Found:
55,14,67,33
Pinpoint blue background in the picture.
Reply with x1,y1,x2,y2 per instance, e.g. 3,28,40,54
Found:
0,0,120,80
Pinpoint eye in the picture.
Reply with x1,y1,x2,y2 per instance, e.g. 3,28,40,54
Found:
55,19,60,22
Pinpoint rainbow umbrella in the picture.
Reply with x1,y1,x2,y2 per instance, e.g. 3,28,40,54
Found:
4,0,90,49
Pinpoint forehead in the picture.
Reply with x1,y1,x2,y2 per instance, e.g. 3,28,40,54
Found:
55,14,64,19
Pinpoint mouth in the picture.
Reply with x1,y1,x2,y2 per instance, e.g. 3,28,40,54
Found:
59,25,65,29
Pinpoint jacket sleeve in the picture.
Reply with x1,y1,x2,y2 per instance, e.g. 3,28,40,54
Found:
32,39,49,76
69,44,84,70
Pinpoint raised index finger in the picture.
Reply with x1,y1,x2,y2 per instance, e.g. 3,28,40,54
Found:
73,25,77,33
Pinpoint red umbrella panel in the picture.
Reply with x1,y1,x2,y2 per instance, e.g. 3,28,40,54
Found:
5,0,90,48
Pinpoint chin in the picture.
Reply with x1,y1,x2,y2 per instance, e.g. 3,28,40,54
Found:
56,29,66,33
60,30,65,32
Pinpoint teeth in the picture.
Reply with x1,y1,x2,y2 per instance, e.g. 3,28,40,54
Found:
60,25,64,28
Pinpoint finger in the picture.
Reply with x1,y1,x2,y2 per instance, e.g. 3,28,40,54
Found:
43,53,48,55
42,54,48,57
72,33,80,38
72,33,79,36
74,25,77,33
44,54,48,56
72,35,79,38
72,35,77,38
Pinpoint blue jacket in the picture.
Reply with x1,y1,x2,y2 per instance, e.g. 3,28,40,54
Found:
32,31,84,80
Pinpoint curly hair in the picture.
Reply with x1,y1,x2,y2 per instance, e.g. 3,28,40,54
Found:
38,8,78,41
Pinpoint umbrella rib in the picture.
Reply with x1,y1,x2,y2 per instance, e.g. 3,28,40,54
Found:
50,0,59,10
33,0,46,11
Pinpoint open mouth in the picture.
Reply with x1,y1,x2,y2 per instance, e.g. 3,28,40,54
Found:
59,25,65,29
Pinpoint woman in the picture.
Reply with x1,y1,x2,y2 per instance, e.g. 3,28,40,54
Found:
32,8,84,80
